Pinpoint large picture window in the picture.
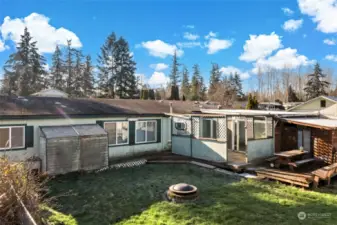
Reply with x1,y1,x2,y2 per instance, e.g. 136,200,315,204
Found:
136,121,157,143
201,119,217,139
0,126,25,150
104,122,128,145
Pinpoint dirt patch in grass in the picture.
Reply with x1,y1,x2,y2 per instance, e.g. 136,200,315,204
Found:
47,164,337,225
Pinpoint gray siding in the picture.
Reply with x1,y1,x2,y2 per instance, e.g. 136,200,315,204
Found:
247,138,274,162
172,136,191,156
192,139,226,162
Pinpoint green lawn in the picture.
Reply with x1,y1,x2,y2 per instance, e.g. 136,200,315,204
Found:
46,164,337,225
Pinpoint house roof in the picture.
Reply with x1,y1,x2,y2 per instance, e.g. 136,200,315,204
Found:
287,96,337,111
200,109,318,117
281,117,337,130
0,96,219,119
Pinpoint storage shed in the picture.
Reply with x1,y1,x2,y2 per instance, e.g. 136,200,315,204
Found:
39,124,108,174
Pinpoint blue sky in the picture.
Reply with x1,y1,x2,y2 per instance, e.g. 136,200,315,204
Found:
1,0,337,91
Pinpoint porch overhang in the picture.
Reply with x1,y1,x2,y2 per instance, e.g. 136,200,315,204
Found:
279,118,337,130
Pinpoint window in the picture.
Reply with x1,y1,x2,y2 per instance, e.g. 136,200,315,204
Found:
104,122,128,145
321,100,326,108
0,126,25,150
136,121,157,143
201,119,217,139
254,118,267,139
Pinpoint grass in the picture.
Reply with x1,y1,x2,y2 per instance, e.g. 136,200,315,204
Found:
46,164,337,225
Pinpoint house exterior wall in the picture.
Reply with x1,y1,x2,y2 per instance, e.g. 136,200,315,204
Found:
247,138,274,162
288,97,335,112
172,136,191,157
0,116,170,162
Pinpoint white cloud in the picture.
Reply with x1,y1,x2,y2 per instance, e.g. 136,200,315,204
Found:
239,32,283,62
184,25,195,29
282,7,294,16
0,39,8,52
323,38,336,45
205,31,216,39
325,54,337,62
176,41,202,48
220,66,250,80
150,63,169,71
282,19,303,31
207,38,233,54
183,32,199,41
298,0,337,33
253,47,314,72
0,13,82,53
148,71,170,87
140,40,183,58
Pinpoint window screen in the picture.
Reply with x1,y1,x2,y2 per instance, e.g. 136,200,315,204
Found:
201,119,217,139
0,126,25,150
104,122,128,145
254,118,267,139
136,121,157,143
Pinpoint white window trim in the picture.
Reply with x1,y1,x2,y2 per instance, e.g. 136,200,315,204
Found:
201,119,217,139
104,121,129,146
0,126,25,150
135,120,157,144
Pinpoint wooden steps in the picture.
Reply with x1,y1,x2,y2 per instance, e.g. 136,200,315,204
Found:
256,168,314,187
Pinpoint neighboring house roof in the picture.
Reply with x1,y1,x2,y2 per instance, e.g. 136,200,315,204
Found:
287,96,337,111
31,89,68,98
0,96,219,119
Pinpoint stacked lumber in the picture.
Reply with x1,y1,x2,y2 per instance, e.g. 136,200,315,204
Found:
256,168,313,187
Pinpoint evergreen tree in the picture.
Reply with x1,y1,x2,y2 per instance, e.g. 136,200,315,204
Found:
181,66,190,99
199,76,207,101
149,89,155,100
65,40,75,95
208,63,221,97
191,64,201,100
288,85,299,102
50,45,65,91
73,49,84,97
304,63,330,99
246,94,258,109
169,51,180,100
233,72,243,98
1,27,46,95
114,37,137,99
82,55,95,97
97,32,117,98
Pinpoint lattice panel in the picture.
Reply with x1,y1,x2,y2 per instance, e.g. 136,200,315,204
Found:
217,118,227,140
192,117,200,138
247,117,254,139
172,117,192,136
266,117,273,137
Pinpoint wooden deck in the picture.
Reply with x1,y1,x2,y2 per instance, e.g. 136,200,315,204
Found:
227,150,247,163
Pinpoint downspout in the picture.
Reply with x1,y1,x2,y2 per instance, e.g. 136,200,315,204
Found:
190,116,193,158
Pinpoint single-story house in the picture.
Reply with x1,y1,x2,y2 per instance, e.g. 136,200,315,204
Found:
0,96,220,174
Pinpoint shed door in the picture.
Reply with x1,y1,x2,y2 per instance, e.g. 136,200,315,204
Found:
303,129,311,152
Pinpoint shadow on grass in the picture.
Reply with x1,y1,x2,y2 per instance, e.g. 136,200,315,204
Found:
46,164,337,225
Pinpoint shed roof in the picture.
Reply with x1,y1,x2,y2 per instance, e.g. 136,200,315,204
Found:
41,124,107,138
281,118,337,130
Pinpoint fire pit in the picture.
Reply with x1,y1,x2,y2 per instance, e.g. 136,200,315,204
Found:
165,183,198,203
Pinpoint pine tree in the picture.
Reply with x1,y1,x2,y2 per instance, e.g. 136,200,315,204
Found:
50,45,65,91
1,27,46,95
82,55,95,97
73,49,84,97
233,72,243,98
208,63,221,97
97,33,117,97
288,85,299,102
65,40,75,96
114,37,137,99
169,51,180,100
191,64,201,101
181,66,190,99
304,63,330,99
199,76,207,101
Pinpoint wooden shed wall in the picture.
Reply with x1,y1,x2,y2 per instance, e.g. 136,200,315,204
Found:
79,135,108,170
312,128,335,164
275,122,298,152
